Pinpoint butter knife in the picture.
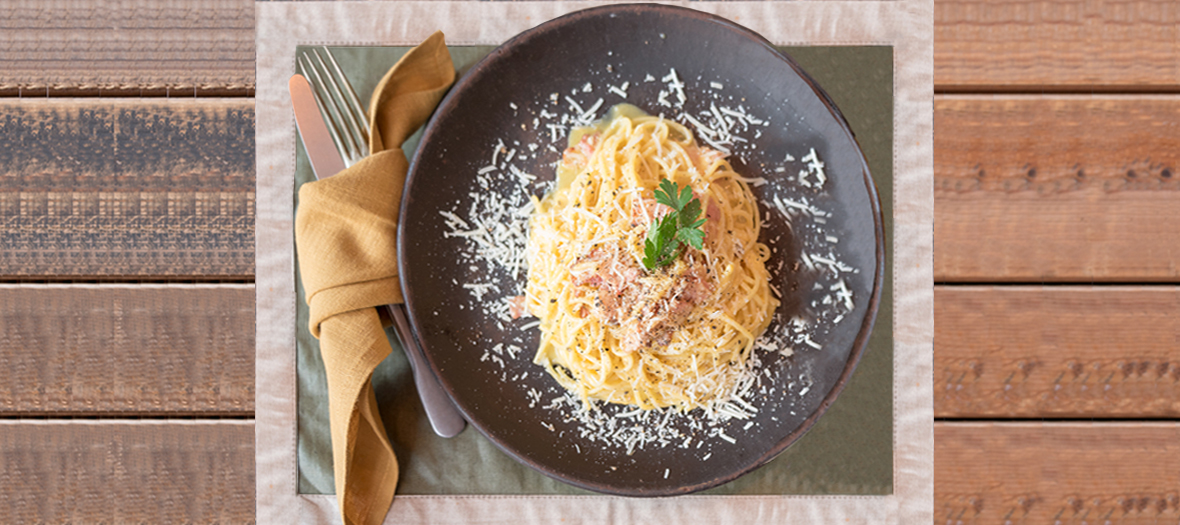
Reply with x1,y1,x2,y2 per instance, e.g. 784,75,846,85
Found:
290,73,466,438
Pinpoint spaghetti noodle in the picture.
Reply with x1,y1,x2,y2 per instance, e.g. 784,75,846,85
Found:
524,104,779,411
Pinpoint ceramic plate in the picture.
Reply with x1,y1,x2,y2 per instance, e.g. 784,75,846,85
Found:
399,4,883,496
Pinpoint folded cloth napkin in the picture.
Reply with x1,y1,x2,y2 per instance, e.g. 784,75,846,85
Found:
294,32,455,525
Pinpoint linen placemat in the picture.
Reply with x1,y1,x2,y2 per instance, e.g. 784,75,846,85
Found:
257,2,933,523
295,44,894,497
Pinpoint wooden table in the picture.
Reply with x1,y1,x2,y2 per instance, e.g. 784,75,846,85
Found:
934,1,1180,522
2,1,1176,522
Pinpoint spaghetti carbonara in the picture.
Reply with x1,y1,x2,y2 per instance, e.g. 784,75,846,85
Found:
523,104,779,411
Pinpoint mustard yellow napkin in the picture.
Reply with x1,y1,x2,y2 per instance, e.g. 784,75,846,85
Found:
294,32,455,525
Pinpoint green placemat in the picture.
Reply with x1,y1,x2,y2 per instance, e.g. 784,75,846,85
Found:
295,45,893,496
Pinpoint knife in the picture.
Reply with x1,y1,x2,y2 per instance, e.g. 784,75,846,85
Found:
290,73,466,438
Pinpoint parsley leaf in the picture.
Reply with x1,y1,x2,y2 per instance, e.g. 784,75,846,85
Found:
653,179,681,209
642,179,708,271
677,227,705,250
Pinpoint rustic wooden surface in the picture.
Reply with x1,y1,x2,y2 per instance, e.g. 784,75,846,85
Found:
934,96,1180,281
0,421,255,523
1,2,259,519
0,99,255,279
0,0,255,96
934,0,1180,521
934,0,1180,91
935,423,1180,523
0,285,255,415
2,0,1177,522
935,286,1180,418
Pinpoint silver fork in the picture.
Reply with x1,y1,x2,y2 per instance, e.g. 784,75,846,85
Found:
298,46,466,438
297,48,370,168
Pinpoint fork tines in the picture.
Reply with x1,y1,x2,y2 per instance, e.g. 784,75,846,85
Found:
297,47,371,167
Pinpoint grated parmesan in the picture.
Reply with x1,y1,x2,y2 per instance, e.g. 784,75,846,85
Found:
436,62,861,455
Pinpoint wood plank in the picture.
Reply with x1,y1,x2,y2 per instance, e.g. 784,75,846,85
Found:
936,422,1180,523
934,96,1180,281
0,99,254,279
935,0,1180,91
0,421,254,522
935,286,1180,418
0,0,254,95
0,285,254,415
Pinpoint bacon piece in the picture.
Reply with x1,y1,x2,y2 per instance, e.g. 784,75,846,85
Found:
508,295,529,319
571,246,642,326
620,257,712,351
560,133,600,172
571,244,713,352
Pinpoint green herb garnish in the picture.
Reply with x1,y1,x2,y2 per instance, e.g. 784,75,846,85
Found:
642,179,706,271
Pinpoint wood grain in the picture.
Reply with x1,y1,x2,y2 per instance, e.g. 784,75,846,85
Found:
0,0,254,95
935,286,1180,418
934,95,1180,281
936,422,1180,524
935,0,1180,91
0,285,254,415
0,99,254,279
0,421,254,522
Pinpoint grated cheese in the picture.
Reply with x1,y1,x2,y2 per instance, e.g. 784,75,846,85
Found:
661,68,686,105
608,81,629,98
438,63,862,455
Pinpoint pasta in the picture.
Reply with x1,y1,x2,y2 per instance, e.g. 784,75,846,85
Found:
524,104,779,412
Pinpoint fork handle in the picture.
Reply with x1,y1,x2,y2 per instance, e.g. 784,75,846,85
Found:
385,304,467,438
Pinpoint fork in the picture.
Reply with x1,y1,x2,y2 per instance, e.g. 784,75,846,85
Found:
297,48,370,168
299,46,467,438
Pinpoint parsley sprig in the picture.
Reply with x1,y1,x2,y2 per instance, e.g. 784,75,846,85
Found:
642,179,706,271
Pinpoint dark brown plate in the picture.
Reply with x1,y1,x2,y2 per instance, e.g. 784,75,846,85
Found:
399,4,883,496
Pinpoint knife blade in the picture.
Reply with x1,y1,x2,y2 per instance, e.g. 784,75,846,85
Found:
290,73,466,438
290,75,346,180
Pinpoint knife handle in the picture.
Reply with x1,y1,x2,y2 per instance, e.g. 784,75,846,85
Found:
385,304,467,438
